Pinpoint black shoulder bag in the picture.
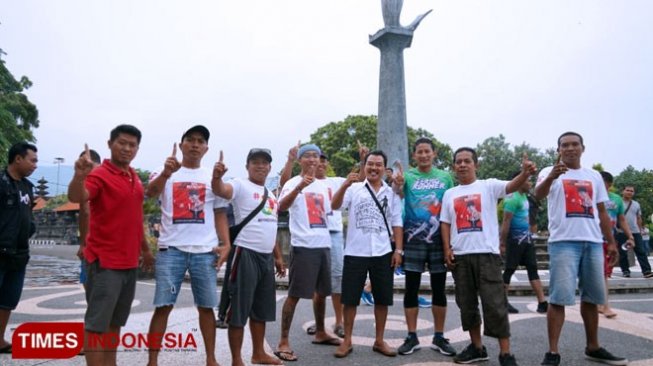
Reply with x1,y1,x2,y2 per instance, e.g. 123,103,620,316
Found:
229,187,269,243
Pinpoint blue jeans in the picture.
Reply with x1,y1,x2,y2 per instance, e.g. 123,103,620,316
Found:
548,241,605,306
330,231,344,293
616,233,652,274
153,247,218,308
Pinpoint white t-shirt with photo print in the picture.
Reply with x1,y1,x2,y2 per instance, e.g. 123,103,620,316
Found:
229,177,279,254
537,166,608,243
279,175,332,249
440,179,508,255
152,166,226,252
320,176,346,232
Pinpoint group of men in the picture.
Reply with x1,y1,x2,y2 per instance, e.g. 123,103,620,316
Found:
0,128,649,366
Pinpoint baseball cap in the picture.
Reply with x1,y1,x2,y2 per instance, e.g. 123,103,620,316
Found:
247,148,272,163
181,125,210,142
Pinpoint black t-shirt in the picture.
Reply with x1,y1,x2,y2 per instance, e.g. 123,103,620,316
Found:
0,170,34,256
14,179,33,253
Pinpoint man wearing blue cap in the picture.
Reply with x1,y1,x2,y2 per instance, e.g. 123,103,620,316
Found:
275,144,340,362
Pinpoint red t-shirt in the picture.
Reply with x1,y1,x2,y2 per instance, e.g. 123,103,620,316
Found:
84,160,144,269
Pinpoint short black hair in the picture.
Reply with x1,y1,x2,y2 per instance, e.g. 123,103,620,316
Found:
365,150,388,167
453,147,478,164
110,124,142,144
600,171,613,183
8,142,37,164
557,131,584,148
79,149,102,164
413,137,435,153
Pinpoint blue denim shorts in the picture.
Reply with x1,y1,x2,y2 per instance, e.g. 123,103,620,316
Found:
330,231,344,293
548,241,605,306
153,247,218,308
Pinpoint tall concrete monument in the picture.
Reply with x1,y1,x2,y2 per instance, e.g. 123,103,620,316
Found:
370,0,431,168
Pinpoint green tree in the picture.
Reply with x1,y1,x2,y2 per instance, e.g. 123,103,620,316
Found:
475,135,556,180
135,168,161,217
0,53,39,166
614,166,653,224
308,115,452,177
474,135,556,231
592,163,605,172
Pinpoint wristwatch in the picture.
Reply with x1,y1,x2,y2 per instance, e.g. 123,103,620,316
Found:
395,249,404,255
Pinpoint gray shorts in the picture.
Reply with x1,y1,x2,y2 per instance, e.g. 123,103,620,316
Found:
403,235,447,274
288,246,331,299
330,231,344,294
84,260,137,333
226,247,276,327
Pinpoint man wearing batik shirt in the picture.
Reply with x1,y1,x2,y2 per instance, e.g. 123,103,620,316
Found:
274,144,340,362
441,147,536,366
535,132,626,366
500,171,548,314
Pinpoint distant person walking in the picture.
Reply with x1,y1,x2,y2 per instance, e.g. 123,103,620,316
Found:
616,185,652,278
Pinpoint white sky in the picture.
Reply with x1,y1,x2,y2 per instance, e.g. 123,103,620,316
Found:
2,0,652,178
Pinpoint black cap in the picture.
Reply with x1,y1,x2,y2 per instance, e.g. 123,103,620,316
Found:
181,125,210,142
247,148,272,163
320,152,329,160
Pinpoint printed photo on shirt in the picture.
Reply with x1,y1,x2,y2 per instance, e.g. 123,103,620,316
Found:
326,187,334,217
172,182,206,224
305,192,327,228
454,194,483,233
562,179,594,218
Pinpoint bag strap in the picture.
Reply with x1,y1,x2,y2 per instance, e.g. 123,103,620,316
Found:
234,187,268,232
364,183,392,239
624,200,633,215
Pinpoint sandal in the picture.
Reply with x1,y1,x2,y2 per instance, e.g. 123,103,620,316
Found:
274,350,298,362
333,324,345,338
306,324,316,335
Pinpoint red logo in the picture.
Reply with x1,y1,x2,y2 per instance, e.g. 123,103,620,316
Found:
11,322,198,359
12,322,84,359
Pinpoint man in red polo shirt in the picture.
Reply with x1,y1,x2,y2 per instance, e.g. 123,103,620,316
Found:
68,124,154,366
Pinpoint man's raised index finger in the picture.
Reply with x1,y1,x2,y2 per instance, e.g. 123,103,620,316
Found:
393,159,403,174
84,143,90,158
219,150,223,163
172,143,177,157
